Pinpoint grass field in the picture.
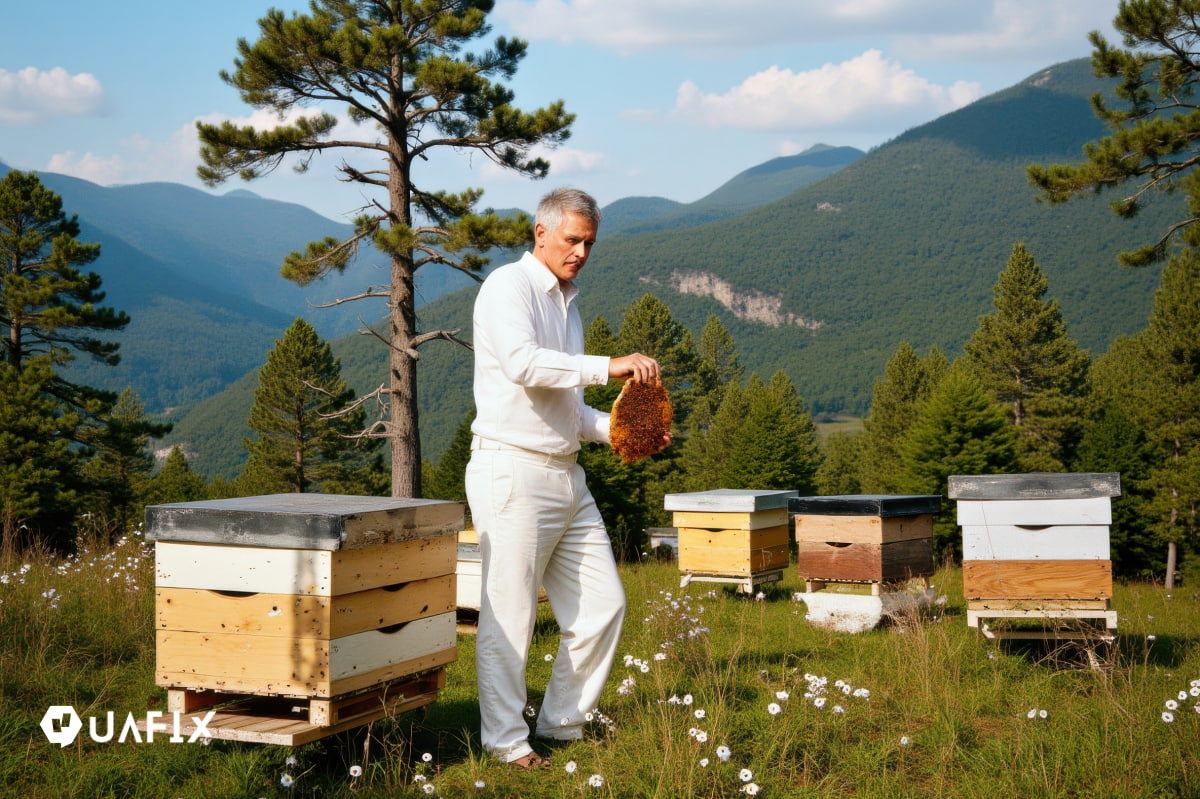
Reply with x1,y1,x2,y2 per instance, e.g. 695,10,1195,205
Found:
1,532,1198,798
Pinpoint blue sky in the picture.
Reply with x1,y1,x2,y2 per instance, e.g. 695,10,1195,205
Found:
1,0,1122,223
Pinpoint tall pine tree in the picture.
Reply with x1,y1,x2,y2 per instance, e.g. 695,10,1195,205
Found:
1126,248,1200,587
859,342,947,493
0,171,130,548
239,318,381,494
898,363,1019,561
964,243,1090,471
197,1,573,497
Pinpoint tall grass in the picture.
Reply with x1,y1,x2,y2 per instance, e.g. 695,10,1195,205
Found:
2,536,1198,798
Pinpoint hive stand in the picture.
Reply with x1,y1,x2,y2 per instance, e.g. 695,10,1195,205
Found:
789,494,940,633
144,494,462,745
951,473,1120,643
664,489,797,594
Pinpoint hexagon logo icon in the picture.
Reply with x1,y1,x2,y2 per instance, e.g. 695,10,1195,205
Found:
41,705,82,747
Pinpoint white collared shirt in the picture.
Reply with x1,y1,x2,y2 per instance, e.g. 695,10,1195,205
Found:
470,251,611,455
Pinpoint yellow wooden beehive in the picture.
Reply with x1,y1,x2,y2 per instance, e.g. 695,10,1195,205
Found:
145,494,462,744
664,489,796,591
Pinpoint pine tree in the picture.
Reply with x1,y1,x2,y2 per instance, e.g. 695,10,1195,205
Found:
79,388,171,539
859,342,946,493
142,446,208,507
426,410,474,502
0,357,82,550
0,170,128,411
964,243,1091,471
239,318,379,494
680,380,747,493
1029,1,1200,265
898,364,1019,560
719,372,821,493
1072,403,1160,577
816,432,864,496
1131,248,1200,587
616,293,699,424
0,171,130,548
197,1,573,497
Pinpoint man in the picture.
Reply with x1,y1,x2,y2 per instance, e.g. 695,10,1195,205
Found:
465,187,666,769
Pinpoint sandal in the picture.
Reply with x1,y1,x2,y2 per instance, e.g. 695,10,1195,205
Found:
509,752,552,771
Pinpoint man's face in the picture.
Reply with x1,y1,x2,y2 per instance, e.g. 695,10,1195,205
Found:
534,211,598,287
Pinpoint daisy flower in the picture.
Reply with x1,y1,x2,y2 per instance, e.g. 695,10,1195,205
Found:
767,703,782,715
739,768,754,782
280,774,294,788
588,774,604,788
716,745,732,762
349,765,363,777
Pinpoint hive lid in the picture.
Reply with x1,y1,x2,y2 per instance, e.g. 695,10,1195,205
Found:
788,494,942,517
145,493,463,550
664,489,797,512
948,473,1121,500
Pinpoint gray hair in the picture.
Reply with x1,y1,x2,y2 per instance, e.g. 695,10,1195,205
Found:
536,187,601,232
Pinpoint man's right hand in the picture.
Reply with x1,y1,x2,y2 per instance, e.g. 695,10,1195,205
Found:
609,353,661,383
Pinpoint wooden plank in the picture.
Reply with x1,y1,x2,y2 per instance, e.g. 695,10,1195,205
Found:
794,513,932,545
788,494,941,517
968,599,1109,611
154,534,456,596
156,612,457,697
309,669,446,726
796,538,934,582
678,524,789,550
664,489,797,513
152,674,445,746
949,473,1121,500
956,498,1111,526
155,574,456,639
671,508,788,530
962,560,1112,600
146,494,463,549
679,541,788,576
961,525,1110,561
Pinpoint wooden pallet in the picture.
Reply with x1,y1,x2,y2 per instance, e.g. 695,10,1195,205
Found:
680,569,783,594
150,669,446,746
967,602,1117,643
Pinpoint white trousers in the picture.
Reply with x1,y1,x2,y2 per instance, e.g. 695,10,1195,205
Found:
465,439,626,762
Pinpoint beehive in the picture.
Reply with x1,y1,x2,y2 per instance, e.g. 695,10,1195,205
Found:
664,489,796,592
146,494,461,744
950,473,1120,639
789,494,939,586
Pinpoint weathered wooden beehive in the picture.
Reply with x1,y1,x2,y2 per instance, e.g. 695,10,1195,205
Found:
950,473,1120,640
788,495,939,632
664,489,796,593
146,493,461,745
790,494,939,587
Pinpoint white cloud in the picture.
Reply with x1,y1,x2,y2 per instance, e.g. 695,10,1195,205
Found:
44,107,360,188
0,67,106,125
672,50,982,132
480,143,605,181
493,0,1103,54
894,0,1122,63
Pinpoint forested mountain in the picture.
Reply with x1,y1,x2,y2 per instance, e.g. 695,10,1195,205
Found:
601,144,864,235
13,57,1180,478
0,165,489,411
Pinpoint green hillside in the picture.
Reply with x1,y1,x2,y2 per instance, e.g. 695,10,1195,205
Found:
166,57,1177,477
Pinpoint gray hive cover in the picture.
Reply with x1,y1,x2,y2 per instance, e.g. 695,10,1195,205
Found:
947,473,1121,500
663,489,798,513
144,493,461,550
788,494,942,517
